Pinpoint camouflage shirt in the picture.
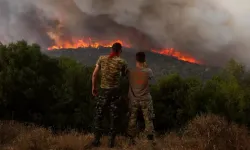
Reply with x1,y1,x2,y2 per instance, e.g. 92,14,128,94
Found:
96,55,127,89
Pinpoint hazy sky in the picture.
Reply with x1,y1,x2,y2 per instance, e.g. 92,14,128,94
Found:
0,0,250,66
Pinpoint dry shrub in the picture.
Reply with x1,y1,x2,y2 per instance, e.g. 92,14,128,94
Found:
54,132,91,150
159,133,185,150
2,114,250,150
130,140,154,150
0,121,28,146
182,114,250,150
14,127,54,150
53,133,158,150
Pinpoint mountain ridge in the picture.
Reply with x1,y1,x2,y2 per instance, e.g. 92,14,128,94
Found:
45,47,221,79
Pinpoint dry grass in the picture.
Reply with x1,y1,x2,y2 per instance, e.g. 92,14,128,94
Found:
1,114,250,150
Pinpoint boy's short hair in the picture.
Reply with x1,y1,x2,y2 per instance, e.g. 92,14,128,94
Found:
112,42,122,52
136,52,146,63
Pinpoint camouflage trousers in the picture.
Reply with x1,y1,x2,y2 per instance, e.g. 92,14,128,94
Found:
127,98,155,138
93,88,120,137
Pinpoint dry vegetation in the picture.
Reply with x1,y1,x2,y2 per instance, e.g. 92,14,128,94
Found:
1,114,250,150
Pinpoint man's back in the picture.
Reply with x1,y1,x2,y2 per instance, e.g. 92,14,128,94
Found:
128,67,154,100
97,55,127,89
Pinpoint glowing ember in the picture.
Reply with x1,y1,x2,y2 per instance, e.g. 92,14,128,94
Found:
47,37,201,64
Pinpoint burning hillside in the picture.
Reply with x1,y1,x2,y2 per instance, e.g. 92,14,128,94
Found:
45,14,201,64
47,37,202,64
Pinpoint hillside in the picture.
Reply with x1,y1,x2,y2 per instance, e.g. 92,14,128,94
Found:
45,47,221,79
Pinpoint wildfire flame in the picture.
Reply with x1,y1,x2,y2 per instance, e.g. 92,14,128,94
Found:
47,37,201,64
151,49,201,64
46,17,201,64
47,38,131,50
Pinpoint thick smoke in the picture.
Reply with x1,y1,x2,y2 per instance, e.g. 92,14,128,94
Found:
0,0,56,47
1,0,250,66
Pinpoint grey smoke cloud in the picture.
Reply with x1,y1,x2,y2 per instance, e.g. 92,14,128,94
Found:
0,0,250,66
73,0,250,66
0,0,56,46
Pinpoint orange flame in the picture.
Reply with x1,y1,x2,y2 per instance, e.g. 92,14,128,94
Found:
47,37,131,50
151,48,202,64
47,37,201,64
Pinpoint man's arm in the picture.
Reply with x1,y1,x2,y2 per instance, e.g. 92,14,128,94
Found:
92,64,100,89
92,57,101,96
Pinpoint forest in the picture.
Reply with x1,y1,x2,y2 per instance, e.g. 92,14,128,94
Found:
1,40,250,135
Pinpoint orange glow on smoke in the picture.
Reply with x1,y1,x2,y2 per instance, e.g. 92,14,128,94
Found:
47,37,201,64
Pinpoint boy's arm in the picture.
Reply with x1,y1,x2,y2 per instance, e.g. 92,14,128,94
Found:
148,68,156,86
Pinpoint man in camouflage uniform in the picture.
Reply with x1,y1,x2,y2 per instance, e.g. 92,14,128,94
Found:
127,52,156,145
88,42,127,148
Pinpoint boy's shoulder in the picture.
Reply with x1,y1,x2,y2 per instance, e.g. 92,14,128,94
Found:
128,67,153,75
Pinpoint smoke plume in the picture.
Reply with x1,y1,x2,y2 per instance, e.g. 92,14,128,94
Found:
0,0,250,66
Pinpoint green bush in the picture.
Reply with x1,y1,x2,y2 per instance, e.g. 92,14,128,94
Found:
152,74,203,130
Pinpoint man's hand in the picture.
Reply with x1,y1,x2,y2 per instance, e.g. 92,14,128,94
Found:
92,86,98,96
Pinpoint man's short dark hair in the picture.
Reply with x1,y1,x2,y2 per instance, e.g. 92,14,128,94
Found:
112,42,122,52
136,52,146,63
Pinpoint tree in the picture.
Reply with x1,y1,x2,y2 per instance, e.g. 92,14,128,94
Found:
50,56,95,130
201,60,249,124
152,74,202,130
0,41,63,124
